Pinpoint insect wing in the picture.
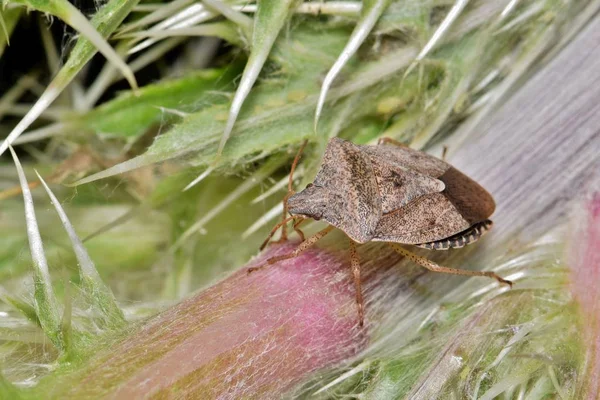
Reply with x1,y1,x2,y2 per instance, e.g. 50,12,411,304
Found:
370,157,446,214
372,192,472,244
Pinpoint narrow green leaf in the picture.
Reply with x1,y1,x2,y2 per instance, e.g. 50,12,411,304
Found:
0,0,139,157
8,146,63,350
314,0,392,131
202,0,253,36
117,0,193,35
216,0,301,159
36,172,126,328
127,3,217,55
121,22,244,48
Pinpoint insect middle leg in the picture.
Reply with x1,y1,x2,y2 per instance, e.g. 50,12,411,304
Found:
248,225,334,273
349,240,365,327
388,243,513,287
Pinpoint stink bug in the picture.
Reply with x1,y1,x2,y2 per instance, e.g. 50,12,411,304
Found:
249,137,512,327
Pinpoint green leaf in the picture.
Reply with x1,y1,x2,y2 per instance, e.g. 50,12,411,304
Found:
8,147,63,350
72,28,420,186
216,0,301,159
37,172,126,329
77,67,242,140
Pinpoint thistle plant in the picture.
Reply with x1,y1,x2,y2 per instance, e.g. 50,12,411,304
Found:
0,0,599,398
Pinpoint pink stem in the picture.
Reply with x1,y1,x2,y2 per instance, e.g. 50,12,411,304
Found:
52,243,369,399
569,190,600,400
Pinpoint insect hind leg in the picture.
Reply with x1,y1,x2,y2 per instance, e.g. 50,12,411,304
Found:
388,243,512,287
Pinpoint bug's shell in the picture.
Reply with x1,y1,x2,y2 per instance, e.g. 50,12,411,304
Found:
287,138,495,245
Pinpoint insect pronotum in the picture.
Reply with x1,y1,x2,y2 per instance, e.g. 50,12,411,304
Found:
249,137,512,327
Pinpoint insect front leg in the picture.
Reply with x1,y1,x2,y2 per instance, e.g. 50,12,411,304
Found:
260,140,308,250
349,239,365,327
292,217,306,242
249,225,334,273
260,215,297,251
279,140,308,242
388,243,513,287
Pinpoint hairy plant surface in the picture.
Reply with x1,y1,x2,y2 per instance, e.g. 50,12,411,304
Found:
0,0,598,398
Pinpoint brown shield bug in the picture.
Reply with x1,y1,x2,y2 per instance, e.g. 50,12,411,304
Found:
249,137,512,327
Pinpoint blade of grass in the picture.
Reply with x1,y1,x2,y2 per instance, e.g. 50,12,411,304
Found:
202,0,253,35
216,0,300,160
122,22,243,47
117,0,193,35
8,146,62,350
36,172,125,328
235,2,362,17
0,0,139,158
127,4,215,55
314,0,391,132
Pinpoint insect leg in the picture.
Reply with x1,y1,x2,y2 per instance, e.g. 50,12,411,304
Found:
291,217,307,242
377,137,409,148
441,145,448,161
260,215,297,251
388,243,513,287
349,240,365,327
280,139,308,242
248,225,334,273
